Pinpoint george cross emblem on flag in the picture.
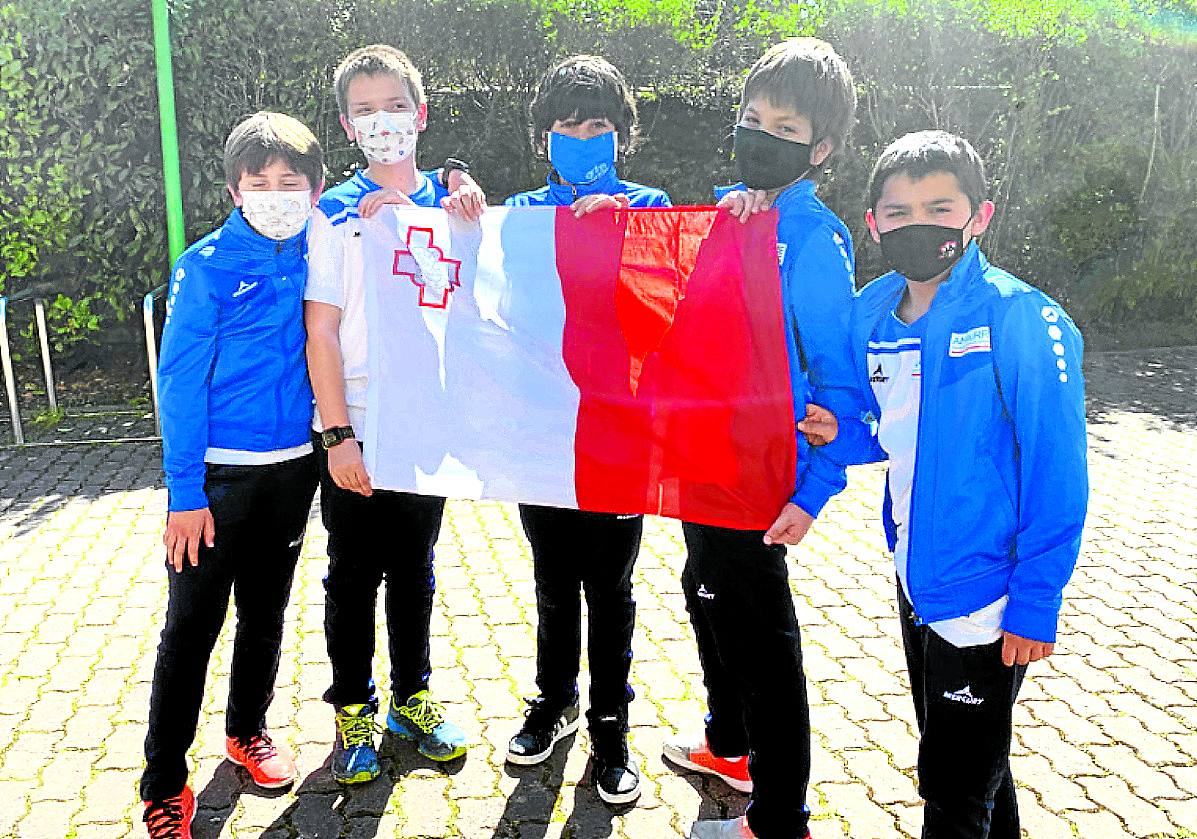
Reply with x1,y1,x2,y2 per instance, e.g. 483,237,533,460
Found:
392,227,462,309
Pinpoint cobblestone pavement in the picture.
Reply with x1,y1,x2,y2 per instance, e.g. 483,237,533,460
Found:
0,347,1194,839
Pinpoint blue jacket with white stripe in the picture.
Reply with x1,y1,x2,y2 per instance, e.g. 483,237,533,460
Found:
846,242,1088,642
158,209,313,512
719,180,860,519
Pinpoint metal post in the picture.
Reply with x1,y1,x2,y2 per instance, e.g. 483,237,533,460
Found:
33,298,57,413
0,296,25,445
143,284,166,435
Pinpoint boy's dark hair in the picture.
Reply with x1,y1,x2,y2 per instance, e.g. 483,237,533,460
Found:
740,38,856,159
868,131,988,214
529,55,638,156
223,111,323,189
333,44,425,116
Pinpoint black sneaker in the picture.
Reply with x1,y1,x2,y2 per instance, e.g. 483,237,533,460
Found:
506,696,581,765
590,714,641,805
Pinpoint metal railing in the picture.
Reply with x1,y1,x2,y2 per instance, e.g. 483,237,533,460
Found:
144,283,167,435
0,285,167,446
0,289,58,446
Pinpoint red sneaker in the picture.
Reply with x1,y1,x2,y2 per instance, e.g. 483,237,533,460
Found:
142,785,195,839
225,731,298,789
663,733,753,793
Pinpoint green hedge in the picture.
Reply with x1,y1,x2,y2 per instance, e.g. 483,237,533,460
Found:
2,0,1196,356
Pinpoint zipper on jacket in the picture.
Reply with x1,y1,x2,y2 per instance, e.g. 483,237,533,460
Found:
904,325,929,627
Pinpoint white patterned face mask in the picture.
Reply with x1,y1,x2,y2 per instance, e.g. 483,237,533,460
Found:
239,190,312,240
351,110,419,165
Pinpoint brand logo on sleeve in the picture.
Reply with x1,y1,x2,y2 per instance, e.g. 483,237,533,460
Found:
948,326,991,357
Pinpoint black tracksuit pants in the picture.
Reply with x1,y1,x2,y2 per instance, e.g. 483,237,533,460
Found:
317,442,445,708
519,504,640,727
681,521,812,839
899,587,1026,839
140,455,317,801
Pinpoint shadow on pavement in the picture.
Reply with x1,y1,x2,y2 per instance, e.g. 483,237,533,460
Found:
1084,348,1197,431
660,758,749,836
0,440,162,539
254,735,469,839
490,731,577,839
192,760,291,839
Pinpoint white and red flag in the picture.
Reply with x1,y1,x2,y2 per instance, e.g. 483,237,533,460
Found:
361,206,795,530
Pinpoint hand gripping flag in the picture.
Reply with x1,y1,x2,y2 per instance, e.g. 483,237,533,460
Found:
361,206,796,530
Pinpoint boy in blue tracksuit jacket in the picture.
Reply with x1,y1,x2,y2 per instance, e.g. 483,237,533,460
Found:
850,130,1088,838
670,39,857,839
140,112,324,839
501,55,668,808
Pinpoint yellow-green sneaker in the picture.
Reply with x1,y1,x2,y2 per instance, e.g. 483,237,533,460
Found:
386,690,468,761
331,703,381,784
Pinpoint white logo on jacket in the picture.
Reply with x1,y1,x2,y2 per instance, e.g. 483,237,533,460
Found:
948,326,991,357
232,280,259,298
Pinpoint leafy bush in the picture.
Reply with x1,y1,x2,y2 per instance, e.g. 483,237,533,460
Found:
2,0,1196,357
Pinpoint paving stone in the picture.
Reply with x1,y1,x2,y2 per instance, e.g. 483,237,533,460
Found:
1,347,1195,837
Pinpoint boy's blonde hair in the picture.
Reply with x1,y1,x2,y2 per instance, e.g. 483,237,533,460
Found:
333,44,425,115
223,111,323,189
740,37,856,156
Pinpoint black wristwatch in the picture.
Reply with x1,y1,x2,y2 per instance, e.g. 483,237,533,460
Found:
439,157,471,188
320,425,356,450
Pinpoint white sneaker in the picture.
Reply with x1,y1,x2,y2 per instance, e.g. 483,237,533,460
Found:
689,816,755,839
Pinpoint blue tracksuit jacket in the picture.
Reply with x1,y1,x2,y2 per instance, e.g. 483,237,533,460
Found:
505,168,671,208
718,179,860,518
846,242,1089,642
158,209,313,512
317,169,450,225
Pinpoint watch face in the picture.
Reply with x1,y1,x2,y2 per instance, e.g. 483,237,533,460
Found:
321,430,337,448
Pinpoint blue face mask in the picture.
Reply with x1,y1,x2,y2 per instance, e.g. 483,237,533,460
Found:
547,130,617,186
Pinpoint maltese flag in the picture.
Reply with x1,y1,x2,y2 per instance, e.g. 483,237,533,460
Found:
360,206,796,530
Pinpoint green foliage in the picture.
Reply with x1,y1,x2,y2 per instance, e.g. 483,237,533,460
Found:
2,0,1196,356
0,4,86,298
17,294,103,355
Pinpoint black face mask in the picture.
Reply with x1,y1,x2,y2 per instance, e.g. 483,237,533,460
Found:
733,126,813,191
878,223,967,283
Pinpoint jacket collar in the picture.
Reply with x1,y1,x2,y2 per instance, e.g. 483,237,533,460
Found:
930,240,987,304
204,208,305,274
544,166,623,203
771,179,817,210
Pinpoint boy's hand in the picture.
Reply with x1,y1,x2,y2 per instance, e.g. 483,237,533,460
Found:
358,188,416,219
797,404,838,447
164,508,215,572
1001,632,1054,666
328,443,373,497
763,502,814,546
572,193,630,218
717,188,771,223
441,183,486,222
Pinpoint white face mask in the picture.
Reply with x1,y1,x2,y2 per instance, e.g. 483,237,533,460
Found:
239,190,312,240
351,110,419,165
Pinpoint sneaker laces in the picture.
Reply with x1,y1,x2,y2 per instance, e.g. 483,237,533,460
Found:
337,709,380,749
521,696,562,732
234,732,279,764
401,693,446,734
143,795,187,838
